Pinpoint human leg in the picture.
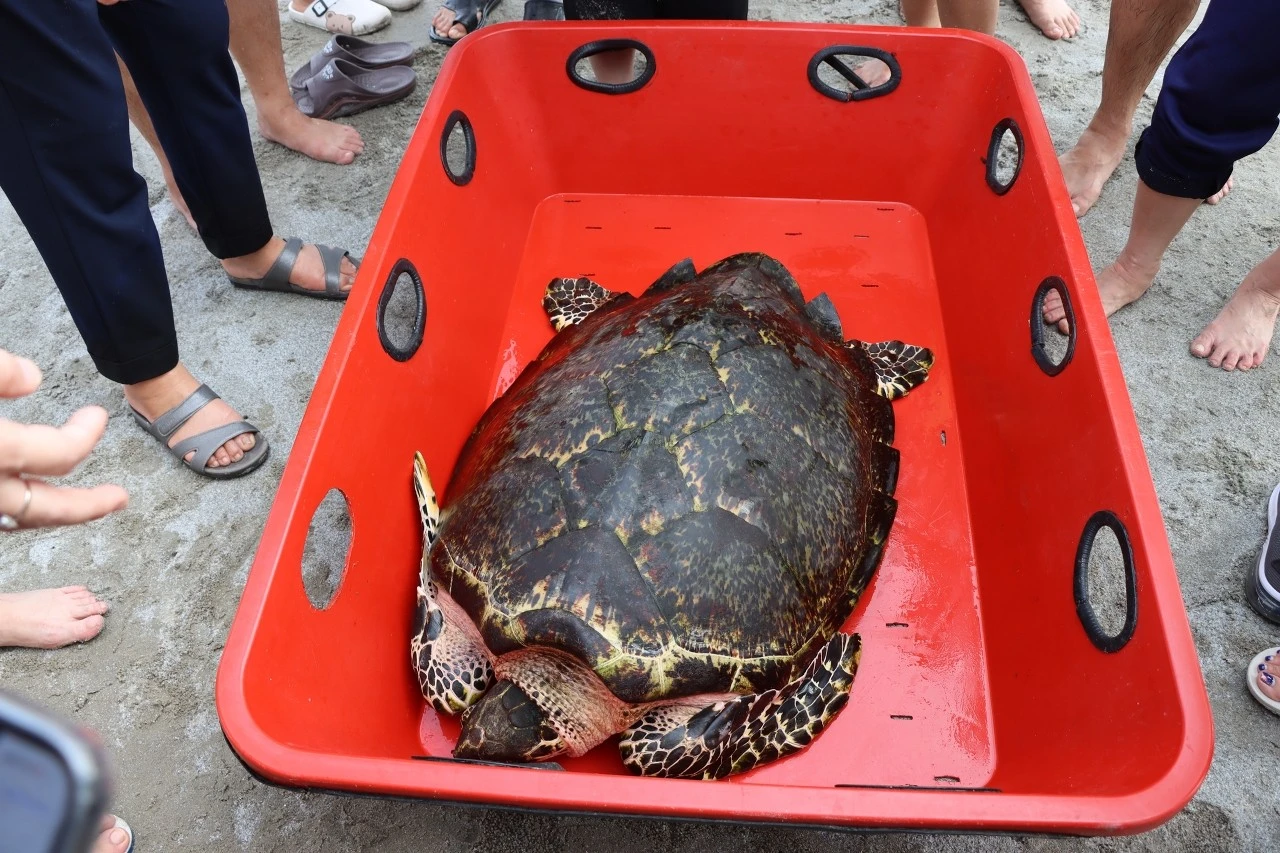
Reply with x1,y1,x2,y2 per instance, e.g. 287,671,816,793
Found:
1059,0,1200,217
0,0,266,473
233,0,365,165
1046,0,1280,370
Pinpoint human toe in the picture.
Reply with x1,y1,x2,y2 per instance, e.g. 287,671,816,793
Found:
72,598,109,619
73,615,105,643
93,817,131,853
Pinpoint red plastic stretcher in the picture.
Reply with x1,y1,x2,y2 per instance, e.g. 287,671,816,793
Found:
216,22,1213,835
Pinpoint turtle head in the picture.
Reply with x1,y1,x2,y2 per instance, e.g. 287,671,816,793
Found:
454,679,568,764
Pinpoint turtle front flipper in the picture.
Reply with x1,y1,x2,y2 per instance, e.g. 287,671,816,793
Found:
850,340,935,400
410,452,494,715
618,634,861,779
543,277,628,331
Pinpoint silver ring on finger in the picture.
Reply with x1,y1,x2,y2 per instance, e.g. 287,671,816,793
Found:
0,480,33,531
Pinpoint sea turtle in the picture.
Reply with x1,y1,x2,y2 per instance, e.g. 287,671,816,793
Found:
409,252,932,779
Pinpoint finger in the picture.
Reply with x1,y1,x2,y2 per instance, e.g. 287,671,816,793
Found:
0,406,109,477
1,480,129,529
0,351,42,399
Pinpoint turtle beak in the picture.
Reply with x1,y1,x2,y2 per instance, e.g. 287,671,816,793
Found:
454,679,567,764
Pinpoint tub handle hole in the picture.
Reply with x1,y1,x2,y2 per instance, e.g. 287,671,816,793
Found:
1074,510,1138,653
986,118,1023,194
567,40,656,94
377,259,426,362
1030,276,1076,376
302,489,352,611
440,110,476,185
808,46,901,102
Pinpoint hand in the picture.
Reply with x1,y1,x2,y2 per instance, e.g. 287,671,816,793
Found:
0,350,128,530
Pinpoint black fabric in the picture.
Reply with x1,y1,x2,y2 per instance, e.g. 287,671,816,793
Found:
1135,0,1280,199
0,0,273,384
565,0,747,19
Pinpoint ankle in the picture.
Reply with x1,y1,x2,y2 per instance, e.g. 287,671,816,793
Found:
291,0,311,11
222,237,284,275
1081,117,1132,150
1111,249,1161,288
125,365,196,407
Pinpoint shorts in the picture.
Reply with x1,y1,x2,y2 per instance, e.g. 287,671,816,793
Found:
564,0,748,20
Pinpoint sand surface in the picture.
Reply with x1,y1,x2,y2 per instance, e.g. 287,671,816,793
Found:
2,0,1279,849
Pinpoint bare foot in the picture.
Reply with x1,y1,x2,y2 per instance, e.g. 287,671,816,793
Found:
1059,126,1127,217
1190,249,1280,371
125,364,257,470
93,815,132,853
433,4,469,40
1043,254,1158,334
851,58,893,88
258,104,365,166
222,237,358,296
1204,176,1234,206
1016,0,1081,39
0,587,108,649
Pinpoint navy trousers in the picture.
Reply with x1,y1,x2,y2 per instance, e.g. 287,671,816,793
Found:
1136,0,1280,199
0,0,273,385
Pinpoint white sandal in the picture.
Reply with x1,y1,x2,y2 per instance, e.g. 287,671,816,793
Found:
1247,647,1280,716
288,0,392,36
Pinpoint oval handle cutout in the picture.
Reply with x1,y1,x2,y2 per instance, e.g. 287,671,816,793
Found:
1074,510,1138,653
567,39,656,94
986,118,1023,194
1030,276,1076,376
377,258,426,362
808,46,901,102
302,489,353,611
440,110,476,186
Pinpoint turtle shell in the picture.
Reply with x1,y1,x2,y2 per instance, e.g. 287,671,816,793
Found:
432,253,899,704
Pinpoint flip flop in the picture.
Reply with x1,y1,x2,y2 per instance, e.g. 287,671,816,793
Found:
523,0,564,19
290,34,415,94
130,385,269,480
1247,647,1280,716
287,0,392,36
294,58,417,120
1246,482,1280,625
227,237,357,301
429,0,503,47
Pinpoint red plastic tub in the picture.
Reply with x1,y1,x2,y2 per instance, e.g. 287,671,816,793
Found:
215,22,1213,835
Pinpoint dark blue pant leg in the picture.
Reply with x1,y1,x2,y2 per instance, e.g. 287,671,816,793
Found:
1136,0,1280,199
0,0,179,385
99,0,273,259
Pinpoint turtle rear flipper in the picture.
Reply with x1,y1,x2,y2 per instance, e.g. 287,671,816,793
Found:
410,452,494,715
618,633,860,779
850,340,935,400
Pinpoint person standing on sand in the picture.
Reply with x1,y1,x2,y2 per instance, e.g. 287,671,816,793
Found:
1,0,359,478
900,0,1080,41
1058,0,1234,218
121,0,369,230
1042,0,1280,373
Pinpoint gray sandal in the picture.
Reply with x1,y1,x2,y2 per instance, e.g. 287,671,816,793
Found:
130,384,269,480
227,237,356,301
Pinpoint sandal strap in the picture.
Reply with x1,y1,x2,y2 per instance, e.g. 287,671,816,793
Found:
170,420,261,472
313,243,351,295
150,384,219,439
261,236,306,289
